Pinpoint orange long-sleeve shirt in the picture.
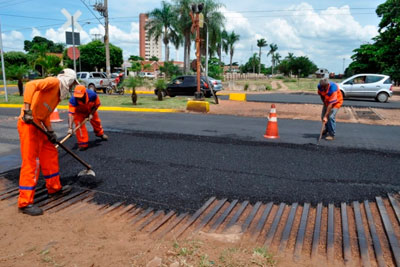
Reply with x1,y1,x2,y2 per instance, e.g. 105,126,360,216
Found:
20,77,60,129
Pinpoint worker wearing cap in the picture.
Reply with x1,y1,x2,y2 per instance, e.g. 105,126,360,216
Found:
17,68,78,216
317,78,343,140
68,85,108,151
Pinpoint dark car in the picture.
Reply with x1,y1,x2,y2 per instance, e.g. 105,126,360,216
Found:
155,75,215,97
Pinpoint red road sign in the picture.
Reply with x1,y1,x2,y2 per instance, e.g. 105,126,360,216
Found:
67,47,80,60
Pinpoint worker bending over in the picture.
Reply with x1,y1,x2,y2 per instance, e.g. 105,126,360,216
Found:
68,85,108,151
317,78,343,140
18,68,78,216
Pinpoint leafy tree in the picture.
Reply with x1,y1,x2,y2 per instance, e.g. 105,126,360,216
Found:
160,61,182,78
35,55,62,77
222,30,240,72
348,0,400,82
149,56,159,62
64,40,123,71
24,36,64,53
4,51,28,66
267,43,278,74
240,53,266,74
129,55,144,61
146,1,181,62
290,56,318,77
6,65,30,95
207,57,223,79
128,55,143,75
257,38,267,74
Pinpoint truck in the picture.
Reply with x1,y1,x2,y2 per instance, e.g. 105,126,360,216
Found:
77,72,113,93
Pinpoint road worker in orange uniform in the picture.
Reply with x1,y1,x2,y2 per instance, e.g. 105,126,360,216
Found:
68,85,108,151
18,68,78,216
317,78,343,140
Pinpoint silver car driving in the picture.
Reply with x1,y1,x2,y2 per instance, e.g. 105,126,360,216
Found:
339,74,393,103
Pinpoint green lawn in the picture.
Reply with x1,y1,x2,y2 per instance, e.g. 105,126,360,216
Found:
0,93,216,110
283,78,342,91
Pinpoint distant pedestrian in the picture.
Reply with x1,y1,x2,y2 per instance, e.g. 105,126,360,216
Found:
317,78,343,140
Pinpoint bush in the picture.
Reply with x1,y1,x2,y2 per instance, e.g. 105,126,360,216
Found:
265,84,272,91
244,83,249,91
155,79,167,101
276,76,285,79
283,78,297,82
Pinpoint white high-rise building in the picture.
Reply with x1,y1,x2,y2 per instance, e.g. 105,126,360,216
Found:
139,14,162,61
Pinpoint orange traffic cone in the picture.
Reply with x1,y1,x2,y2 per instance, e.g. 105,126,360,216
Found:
50,108,63,123
264,104,279,139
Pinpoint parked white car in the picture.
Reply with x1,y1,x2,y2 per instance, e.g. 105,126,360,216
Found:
77,72,113,93
339,74,393,103
138,72,155,79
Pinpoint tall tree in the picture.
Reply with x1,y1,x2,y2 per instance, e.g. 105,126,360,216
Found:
6,65,30,95
256,38,267,74
200,0,225,57
222,30,240,72
146,1,181,62
267,43,278,75
173,0,193,73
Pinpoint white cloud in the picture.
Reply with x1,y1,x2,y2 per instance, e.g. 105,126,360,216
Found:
2,30,24,51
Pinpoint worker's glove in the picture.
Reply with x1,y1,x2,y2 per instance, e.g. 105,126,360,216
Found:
22,110,33,124
47,131,57,144
67,128,73,135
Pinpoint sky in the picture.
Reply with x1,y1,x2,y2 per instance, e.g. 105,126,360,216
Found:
0,0,386,74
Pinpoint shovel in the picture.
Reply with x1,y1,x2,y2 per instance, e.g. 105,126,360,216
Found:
31,121,95,177
316,121,326,145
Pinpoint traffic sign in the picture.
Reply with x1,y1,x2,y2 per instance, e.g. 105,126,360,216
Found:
67,47,80,60
66,32,80,45
61,9,82,32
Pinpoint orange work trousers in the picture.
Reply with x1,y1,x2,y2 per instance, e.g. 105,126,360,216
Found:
17,119,61,208
74,111,104,148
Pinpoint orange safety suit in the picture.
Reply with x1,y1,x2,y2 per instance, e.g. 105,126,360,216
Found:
68,87,104,148
18,77,62,208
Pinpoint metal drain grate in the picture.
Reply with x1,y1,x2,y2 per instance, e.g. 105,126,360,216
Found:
1,179,399,266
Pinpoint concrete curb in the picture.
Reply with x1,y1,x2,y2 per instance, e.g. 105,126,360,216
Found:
186,100,210,113
229,93,247,101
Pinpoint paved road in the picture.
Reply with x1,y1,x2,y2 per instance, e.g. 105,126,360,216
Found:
1,108,399,212
219,93,400,109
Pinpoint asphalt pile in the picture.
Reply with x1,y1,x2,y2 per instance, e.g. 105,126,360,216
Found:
4,131,400,213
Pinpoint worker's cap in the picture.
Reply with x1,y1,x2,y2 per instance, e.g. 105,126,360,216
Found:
73,85,86,98
57,68,79,87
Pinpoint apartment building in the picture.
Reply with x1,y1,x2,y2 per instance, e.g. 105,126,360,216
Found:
139,13,162,61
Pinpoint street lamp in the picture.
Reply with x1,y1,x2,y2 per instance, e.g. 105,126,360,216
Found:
190,3,204,100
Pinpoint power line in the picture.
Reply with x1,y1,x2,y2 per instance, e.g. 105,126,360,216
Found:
0,13,65,21
0,0,34,9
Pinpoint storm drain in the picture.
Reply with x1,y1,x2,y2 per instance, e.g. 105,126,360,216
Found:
1,179,399,266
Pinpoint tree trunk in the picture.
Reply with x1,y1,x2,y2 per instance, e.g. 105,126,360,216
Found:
18,79,24,96
184,33,191,73
164,27,170,62
258,47,261,75
230,49,233,72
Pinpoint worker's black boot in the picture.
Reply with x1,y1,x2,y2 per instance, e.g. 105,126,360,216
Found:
19,204,43,216
100,134,108,141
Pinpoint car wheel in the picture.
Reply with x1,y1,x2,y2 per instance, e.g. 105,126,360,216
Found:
169,94,176,97
106,87,113,95
340,90,346,98
88,84,96,91
376,92,388,103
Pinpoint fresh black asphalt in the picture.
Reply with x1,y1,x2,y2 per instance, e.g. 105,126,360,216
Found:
1,109,400,213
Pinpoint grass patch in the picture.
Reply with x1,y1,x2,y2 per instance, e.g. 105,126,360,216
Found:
0,93,216,110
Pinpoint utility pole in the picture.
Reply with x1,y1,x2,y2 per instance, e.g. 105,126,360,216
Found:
0,18,8,102
190,3,204,100
71,15,77,73
94,0,110,78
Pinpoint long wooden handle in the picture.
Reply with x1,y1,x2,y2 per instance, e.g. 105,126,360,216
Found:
55,117,89,148
32,121,92,170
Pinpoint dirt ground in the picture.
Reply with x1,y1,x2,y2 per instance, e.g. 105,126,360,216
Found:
1,89,399,266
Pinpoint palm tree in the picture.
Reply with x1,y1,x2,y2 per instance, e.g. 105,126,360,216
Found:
200,0,225,57
146,1,181,62
222,30,240,72
173,0,193,73
273,53,281,70
6,65,30,96
256,38,267,74
35,55,61,77
267,43,278,75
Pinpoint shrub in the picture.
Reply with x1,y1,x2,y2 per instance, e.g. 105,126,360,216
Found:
155,79,167,101
265,84,272,91
276,76,285,79
244,83,249,91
